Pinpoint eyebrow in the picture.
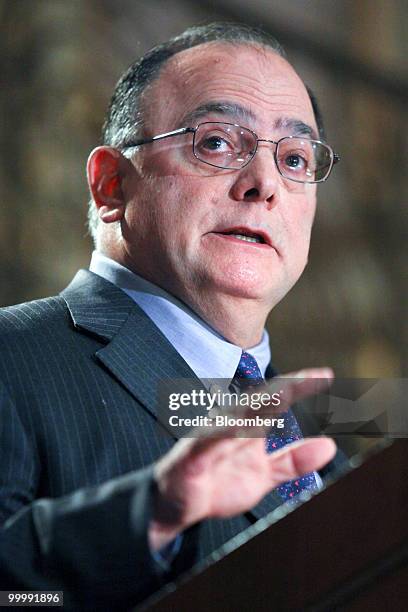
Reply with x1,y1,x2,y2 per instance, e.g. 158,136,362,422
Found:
181,101,318,140
181,102,256,127
274,117,317,139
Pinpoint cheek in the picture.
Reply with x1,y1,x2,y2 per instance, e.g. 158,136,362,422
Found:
285,194,316,264
160,174,219,223
291,189,316,235
140,176,203,254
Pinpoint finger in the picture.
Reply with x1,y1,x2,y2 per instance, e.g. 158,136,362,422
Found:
162,432,250,475
259,367,334,415
280,367,334,381
189,436,265,474
280,378,331,410
267,437,336,487
186,368,334,441
189,412,268,441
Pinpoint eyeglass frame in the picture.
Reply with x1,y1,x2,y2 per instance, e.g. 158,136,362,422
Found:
122,121,340,184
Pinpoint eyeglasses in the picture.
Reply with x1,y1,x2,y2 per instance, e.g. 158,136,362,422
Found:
123,121,340,184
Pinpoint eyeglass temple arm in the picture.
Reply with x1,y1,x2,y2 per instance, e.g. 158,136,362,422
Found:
123,127,195,148
313,152,340,175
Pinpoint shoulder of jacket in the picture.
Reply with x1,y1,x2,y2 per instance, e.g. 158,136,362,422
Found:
0,295,68,335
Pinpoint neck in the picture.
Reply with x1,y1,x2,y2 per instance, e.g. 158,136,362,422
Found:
100,246,270,349
176,290,269,349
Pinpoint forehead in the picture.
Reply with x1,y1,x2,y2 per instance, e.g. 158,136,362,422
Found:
144,42,316,134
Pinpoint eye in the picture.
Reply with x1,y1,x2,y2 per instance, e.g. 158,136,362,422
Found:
201,135,232,152
284,153,307,170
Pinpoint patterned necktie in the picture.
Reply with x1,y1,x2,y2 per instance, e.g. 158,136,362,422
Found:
233,351,318,504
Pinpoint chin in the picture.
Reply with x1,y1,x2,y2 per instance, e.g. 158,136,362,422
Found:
208,275,279,302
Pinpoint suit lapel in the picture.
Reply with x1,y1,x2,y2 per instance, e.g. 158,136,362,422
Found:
62,270,284,519
61,270,207,438
94,309,208,435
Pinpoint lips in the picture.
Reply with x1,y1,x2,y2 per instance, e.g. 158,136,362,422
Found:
210,226,275,249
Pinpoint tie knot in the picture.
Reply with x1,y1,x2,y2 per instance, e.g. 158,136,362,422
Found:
234,351,263,383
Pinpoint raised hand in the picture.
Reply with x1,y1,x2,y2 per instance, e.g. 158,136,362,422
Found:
149,367,336,550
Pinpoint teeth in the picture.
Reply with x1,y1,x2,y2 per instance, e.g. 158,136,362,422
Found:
231,233,262,243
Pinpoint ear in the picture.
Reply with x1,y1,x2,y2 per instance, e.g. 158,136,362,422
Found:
87,147,127,224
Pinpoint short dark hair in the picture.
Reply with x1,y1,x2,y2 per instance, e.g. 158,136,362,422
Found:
103,23,286,147
89,22,325,239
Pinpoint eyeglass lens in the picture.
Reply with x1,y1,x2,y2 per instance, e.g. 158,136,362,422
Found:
193,122,333,183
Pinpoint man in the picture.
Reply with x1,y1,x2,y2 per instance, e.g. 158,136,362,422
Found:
0,23,341,609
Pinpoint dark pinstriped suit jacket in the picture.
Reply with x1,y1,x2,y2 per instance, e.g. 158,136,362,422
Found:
0,270,343,606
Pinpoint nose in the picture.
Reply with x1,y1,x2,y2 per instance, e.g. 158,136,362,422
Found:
229,143,280,209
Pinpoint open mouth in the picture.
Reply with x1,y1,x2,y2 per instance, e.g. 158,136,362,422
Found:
215,228,267,245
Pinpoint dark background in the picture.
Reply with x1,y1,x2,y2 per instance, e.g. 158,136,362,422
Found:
1,0,407,377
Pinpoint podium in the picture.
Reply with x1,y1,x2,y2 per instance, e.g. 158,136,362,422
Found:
145,440,408,611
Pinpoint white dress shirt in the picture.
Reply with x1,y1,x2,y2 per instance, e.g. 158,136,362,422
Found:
89,251,322,529
90,251,271,386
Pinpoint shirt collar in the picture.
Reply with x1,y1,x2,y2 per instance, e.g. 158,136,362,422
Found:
89,251,271,385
